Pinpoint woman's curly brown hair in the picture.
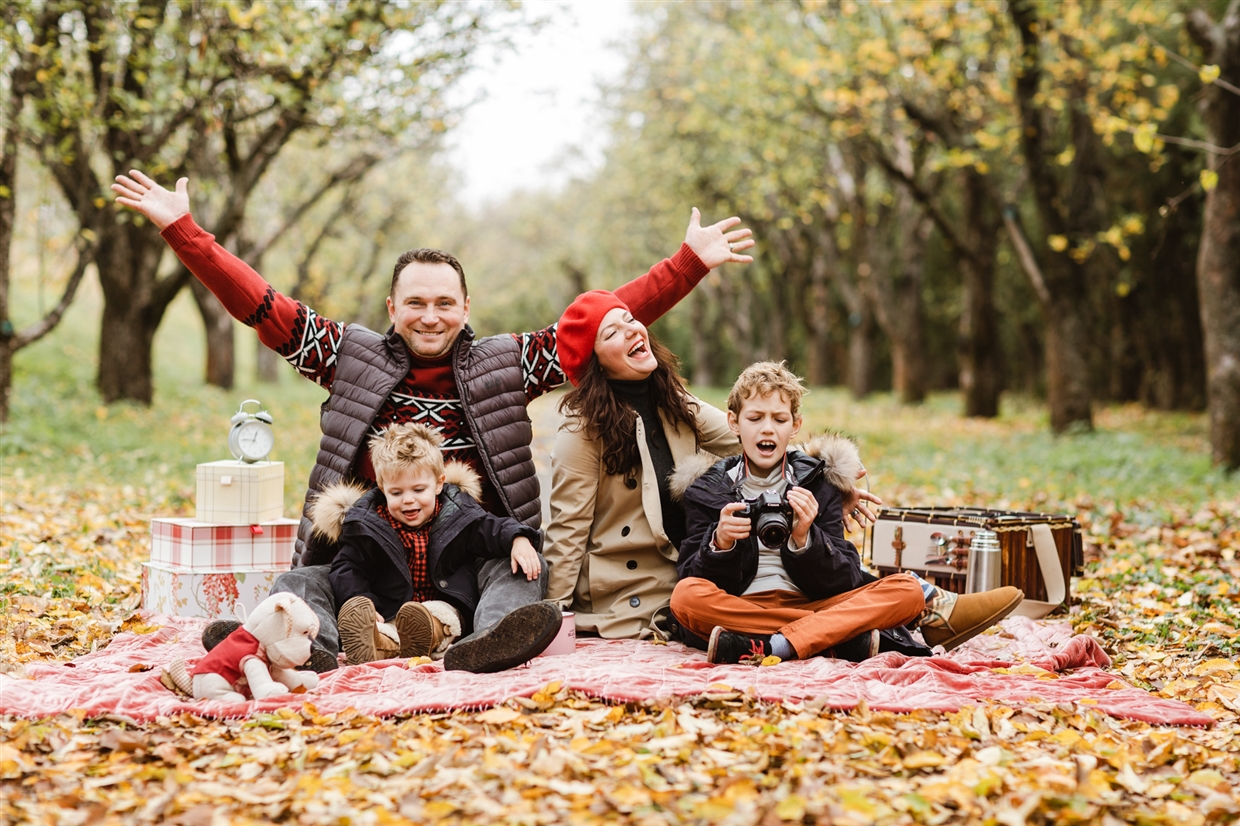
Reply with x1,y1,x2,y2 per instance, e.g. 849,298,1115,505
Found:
559,337,705,478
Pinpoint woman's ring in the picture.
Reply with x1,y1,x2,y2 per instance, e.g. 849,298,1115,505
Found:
728,242,735,251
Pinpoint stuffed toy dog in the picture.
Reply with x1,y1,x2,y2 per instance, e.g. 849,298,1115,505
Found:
163,592,321,702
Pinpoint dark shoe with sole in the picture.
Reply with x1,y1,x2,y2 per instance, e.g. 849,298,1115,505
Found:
443,602,561,673
826,629,878,663
706,627,774,665
203,617,337,672
202,620,242,651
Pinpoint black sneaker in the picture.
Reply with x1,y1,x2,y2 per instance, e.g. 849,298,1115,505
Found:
706,627,774,665
202,618,337,673
202,620,242,651
443,602,561,673
827,629,878,663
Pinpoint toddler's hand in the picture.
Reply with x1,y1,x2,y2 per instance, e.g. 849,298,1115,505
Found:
510,536,541,581
714,502,750,551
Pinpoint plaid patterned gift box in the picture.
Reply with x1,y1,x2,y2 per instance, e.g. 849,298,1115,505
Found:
148,518,298,571
195,460,285,524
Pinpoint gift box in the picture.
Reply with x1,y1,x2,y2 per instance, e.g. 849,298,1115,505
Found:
195,460,285,524
141,562,285,620
149,517,298,571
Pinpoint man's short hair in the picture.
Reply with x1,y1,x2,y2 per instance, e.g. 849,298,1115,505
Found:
368,423,445,486
390,249,468,299
727,361,807,419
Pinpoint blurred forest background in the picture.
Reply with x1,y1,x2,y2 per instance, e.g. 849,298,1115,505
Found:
3,0,1240,469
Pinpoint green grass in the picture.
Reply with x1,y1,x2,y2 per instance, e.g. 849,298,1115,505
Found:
4,276,1237,522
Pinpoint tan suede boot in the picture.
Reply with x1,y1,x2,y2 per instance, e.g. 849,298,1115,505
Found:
394,600,462,658
338,595,394,664
921,586,1024,651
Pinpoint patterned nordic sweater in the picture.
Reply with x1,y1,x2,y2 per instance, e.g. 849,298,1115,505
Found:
160,216,707,514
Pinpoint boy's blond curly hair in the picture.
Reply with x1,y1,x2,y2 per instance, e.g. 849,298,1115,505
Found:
368,423,445,486
726,361,807,419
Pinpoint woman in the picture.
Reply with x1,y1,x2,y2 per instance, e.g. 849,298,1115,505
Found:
545,290,741,639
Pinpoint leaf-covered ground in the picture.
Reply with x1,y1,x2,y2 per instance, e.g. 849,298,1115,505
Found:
3,474,1239,825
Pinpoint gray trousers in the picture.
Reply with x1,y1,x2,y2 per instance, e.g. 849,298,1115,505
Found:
271,554,549,656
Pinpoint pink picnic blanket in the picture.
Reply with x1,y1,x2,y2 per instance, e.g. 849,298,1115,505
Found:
0,614,1212,726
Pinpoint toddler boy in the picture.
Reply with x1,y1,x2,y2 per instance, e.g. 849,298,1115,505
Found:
317,423,549,665
671,362,1024,664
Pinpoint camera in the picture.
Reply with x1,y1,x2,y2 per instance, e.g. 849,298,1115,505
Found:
739,492,795,547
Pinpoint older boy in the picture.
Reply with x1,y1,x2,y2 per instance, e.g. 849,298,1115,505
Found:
315,423,555,669
671,362,1024,664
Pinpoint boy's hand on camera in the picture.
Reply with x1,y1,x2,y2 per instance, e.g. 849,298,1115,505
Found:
787,486,818,547
510,536,541,580
714,502,750,551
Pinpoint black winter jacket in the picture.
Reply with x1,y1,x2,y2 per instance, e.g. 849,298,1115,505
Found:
676,436,930,657
318,477,541,630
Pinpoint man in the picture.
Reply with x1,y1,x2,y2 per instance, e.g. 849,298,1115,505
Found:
113,170,754,672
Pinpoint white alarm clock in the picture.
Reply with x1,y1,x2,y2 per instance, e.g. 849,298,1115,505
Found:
228,399,275,463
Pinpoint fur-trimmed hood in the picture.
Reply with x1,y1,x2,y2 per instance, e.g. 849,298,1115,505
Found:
669,433,863,501
309,461,482,544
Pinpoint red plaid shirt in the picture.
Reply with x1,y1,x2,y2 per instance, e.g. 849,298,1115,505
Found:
377,502,440,603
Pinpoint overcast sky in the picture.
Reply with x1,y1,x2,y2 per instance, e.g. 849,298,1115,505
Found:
445,0,637,209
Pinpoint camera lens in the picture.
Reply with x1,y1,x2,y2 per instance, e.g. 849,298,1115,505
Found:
755,512,791,547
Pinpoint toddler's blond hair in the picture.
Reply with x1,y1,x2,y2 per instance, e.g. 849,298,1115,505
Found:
726,361,807,419
368,423,445,486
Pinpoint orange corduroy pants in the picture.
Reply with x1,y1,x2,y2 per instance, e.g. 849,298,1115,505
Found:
671,573,925,658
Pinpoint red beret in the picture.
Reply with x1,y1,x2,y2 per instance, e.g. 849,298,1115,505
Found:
557,290,631,386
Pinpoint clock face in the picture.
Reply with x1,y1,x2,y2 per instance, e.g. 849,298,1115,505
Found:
233,420,274,462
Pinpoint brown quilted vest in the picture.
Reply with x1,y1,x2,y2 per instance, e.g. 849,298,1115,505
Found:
293,324,540,567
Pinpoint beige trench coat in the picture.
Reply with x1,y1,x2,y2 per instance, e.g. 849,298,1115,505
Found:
545,397,739,639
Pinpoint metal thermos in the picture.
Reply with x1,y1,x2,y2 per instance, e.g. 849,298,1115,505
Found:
968,529,1002,593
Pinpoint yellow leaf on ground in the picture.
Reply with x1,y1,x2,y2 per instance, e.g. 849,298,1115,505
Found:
776,794,807,820
476,706,522,725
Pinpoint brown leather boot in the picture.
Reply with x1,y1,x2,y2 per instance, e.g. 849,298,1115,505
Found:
921,586,1024,651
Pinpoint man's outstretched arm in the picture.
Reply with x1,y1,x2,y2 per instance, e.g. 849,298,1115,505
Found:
112,170,342,388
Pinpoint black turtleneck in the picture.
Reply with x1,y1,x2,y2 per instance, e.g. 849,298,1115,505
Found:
610,377,687,550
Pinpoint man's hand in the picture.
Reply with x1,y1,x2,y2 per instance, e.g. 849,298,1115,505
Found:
111,170,191,231
787,486,819,548
713,501,751,551
510,536,541,581
684,207,754,270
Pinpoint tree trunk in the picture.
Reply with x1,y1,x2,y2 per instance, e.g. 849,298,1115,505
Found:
805,236,833,386
256,342,282,384
95,226,179,404
689,288,715,387
1189,2,1240,469
1044,294,1094,431
890,207,930,404
190,277,236,390
848,308,876,400
1010,0,1096,432
958,169,1003,417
